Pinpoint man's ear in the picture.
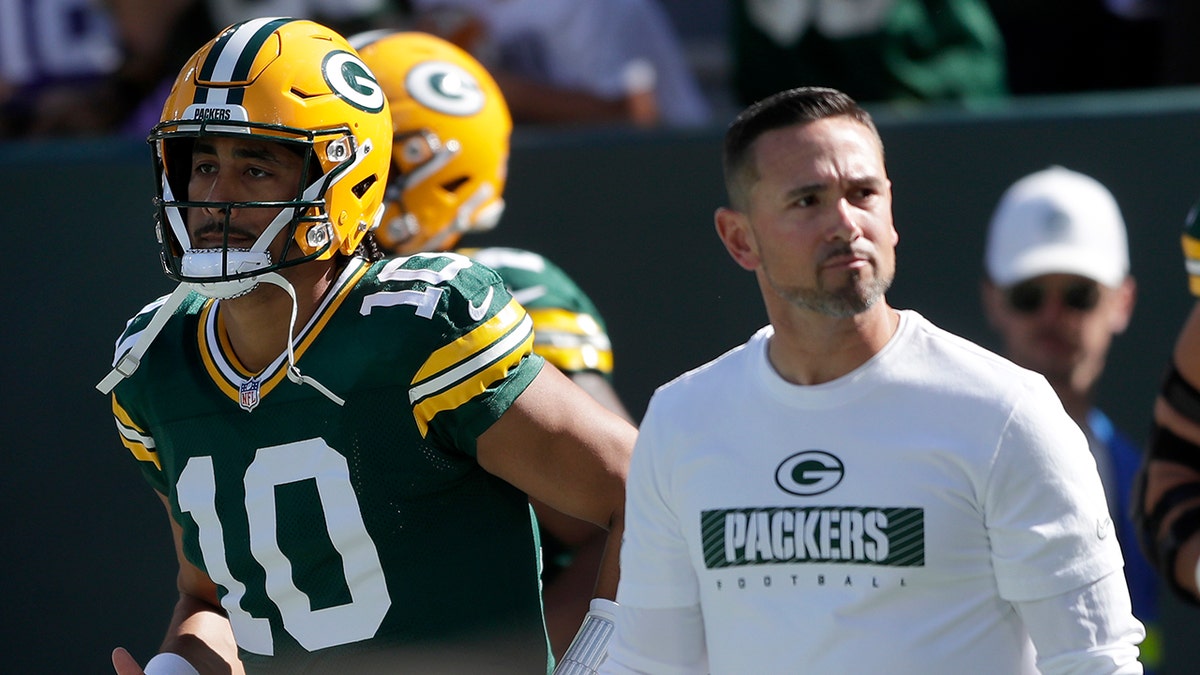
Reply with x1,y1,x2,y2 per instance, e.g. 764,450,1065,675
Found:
715,206,759,271
1110,276,1137,334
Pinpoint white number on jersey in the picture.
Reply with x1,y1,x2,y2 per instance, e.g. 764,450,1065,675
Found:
177,439,391,655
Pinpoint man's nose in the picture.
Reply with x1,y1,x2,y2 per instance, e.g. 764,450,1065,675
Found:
829,198,863,240
198,175,239,218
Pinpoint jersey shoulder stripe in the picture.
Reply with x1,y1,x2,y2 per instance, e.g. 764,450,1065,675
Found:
112,397,159,469
411,300,534,437
363,253,540,439
457,246,613,375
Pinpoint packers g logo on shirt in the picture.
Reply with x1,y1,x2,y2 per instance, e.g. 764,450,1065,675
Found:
323,50,385,113
775,450,845,496
405,60,486,117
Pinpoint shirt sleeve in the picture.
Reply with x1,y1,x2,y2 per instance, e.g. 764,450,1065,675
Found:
614,394,701,608
601,604,709,675
986,378,1126,601
1013,570,1145,674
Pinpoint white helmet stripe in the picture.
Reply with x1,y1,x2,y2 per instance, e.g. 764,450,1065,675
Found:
195,17,291,103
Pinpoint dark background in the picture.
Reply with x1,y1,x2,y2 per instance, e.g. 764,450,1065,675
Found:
5,89,1200,672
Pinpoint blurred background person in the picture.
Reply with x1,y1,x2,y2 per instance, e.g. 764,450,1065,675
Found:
407,0,712,128
1136,198,1200,611
108,0,400,136
0,0,124,137
981,165,1160,671
0,0,402,139
729,0,1009,108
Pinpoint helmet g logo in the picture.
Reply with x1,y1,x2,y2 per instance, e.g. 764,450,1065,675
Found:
323,51,385,113
775,450,845,496
406,61,485,117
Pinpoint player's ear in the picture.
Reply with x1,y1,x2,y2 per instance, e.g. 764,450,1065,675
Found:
1109,276,1137,334
715,206,759,271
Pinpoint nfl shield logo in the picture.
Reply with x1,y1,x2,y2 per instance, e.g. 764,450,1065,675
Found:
239,378,261,412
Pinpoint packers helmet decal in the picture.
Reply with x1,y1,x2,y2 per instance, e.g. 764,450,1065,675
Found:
323,50,386,113
406,61,486,117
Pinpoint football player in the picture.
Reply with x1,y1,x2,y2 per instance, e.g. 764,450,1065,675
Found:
1136,200,1200,606
97,18,633,675
350,30,634,665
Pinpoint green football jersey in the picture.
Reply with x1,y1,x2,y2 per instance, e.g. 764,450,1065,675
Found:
107,254,552,674
459,246,613,378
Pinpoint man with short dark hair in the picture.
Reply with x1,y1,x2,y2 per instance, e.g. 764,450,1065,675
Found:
603,87,1144,674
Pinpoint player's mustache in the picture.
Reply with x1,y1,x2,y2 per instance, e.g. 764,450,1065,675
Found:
191,220,258,242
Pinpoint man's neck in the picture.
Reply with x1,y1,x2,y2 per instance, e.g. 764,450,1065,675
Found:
217,258,342,373
766,303,900,386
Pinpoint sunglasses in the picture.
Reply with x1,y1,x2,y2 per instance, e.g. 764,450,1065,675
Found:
1005,279,1101,314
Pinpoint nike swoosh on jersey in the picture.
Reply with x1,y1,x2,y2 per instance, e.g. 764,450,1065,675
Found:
510,285,547,306
468,287,495,321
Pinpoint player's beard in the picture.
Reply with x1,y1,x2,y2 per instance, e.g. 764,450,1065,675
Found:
765,253,894,318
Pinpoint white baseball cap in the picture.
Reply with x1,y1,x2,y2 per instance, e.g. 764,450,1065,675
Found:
984,166,1130,288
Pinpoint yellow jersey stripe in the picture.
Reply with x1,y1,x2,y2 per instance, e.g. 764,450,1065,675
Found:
526,307,613,374
112,396,160,470
196,300,237,398
411,310,534,437
527,308,604,336
414,298,527,382
536,344,614,374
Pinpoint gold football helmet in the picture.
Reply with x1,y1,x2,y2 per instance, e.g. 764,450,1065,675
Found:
351,30,511,255
151,17,392,298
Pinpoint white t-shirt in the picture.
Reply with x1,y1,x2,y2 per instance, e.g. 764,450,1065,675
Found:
614,311,1127,674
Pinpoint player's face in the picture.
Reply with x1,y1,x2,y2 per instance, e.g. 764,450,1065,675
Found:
740,117,897,317
984,273,1134,393
185,135,307,259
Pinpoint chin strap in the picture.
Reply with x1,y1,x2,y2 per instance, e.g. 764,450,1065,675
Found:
258,272,345,407
96,283,194,394
96,273,345,408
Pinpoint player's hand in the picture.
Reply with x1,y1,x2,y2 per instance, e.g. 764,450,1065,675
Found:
112,647,146,674
1185,201,1200,297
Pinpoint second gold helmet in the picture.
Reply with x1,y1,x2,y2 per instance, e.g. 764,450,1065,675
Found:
351,30,511,255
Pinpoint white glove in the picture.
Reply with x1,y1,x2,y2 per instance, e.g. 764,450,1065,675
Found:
554,598,618,675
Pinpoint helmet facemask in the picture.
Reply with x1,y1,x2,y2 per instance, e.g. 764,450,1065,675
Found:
97,17,390,406
151,118,373,299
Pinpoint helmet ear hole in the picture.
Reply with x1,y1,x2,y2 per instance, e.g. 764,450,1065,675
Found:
441,176,469,193
352,175,377,198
